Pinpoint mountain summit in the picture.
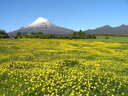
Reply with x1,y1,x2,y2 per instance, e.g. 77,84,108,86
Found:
9,17,74,36
27,17,50,27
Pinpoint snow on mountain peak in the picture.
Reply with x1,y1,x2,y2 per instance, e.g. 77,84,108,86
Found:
28,17,50,27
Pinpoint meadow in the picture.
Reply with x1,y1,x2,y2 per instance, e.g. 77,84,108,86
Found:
0,37,128,96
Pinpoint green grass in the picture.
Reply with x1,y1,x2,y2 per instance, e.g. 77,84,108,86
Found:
0,38,128,96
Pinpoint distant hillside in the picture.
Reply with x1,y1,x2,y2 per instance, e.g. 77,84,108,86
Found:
85,24,128,34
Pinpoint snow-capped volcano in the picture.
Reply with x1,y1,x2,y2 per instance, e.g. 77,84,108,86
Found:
9,17,74,36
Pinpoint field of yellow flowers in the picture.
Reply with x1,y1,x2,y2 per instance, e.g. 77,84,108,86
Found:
0,39,128,96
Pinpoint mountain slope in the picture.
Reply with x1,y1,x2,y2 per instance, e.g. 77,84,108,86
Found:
85,25,128,34
9,17,74,36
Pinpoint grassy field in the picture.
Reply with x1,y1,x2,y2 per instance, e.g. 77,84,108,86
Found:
0,38,128,96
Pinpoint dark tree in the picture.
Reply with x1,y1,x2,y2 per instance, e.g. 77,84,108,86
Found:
72,30,86,39
16,32,23,38
0,29,9,38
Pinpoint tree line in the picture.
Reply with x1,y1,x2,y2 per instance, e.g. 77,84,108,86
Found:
15,30,96,39
0,29,96,39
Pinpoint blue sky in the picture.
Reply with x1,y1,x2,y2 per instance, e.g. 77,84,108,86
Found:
0,0,128,32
